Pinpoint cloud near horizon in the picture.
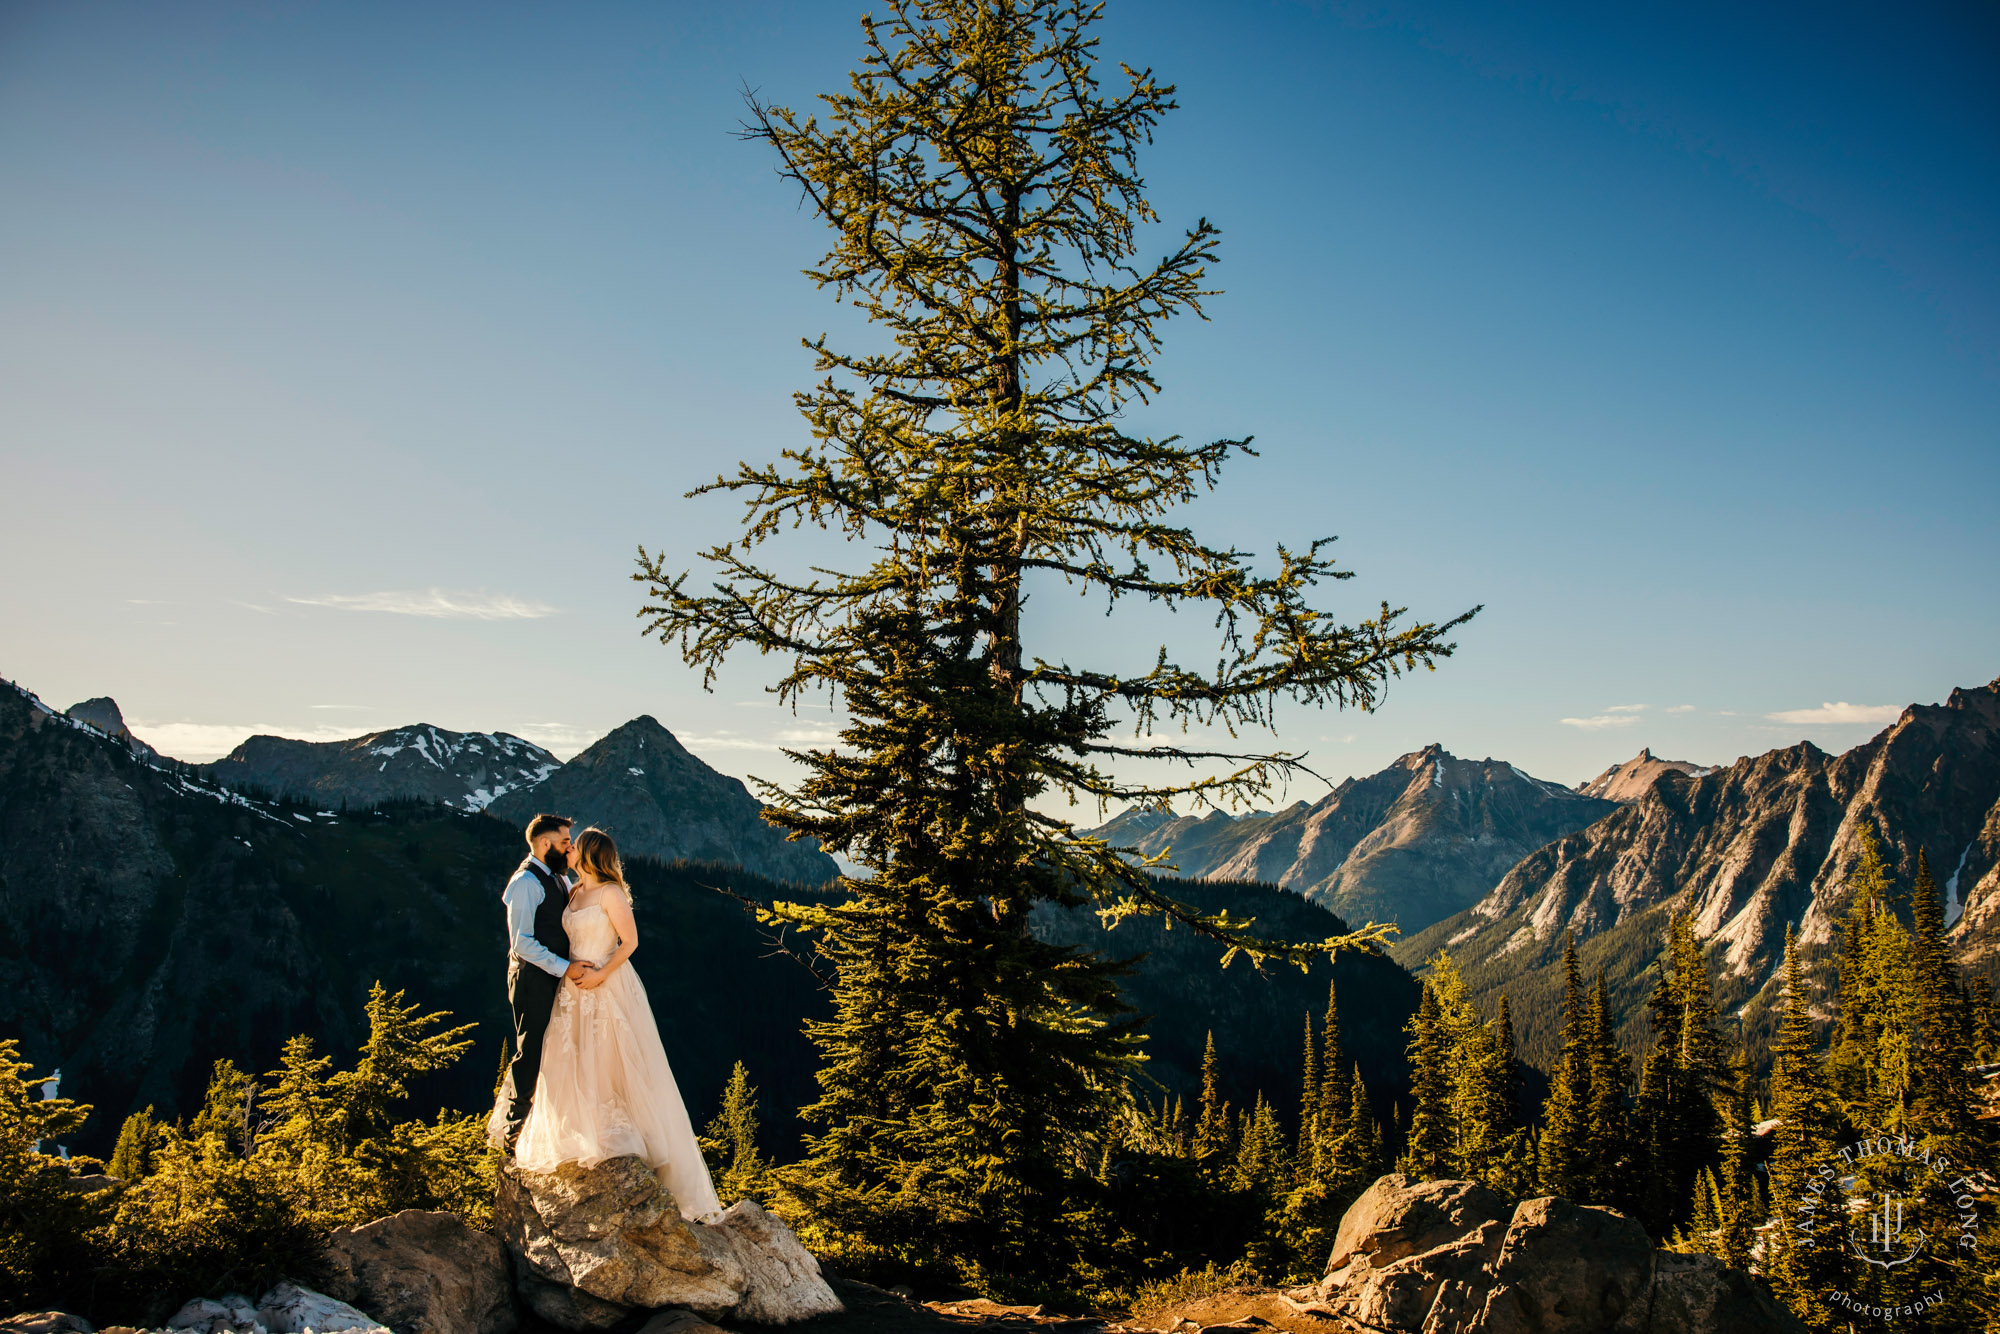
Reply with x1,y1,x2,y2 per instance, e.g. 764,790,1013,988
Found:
1560,713,1644,730
288,588,556,620
126,720,374,764
1766,701,1904,725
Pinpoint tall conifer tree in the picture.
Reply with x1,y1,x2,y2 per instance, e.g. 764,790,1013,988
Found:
1765,927,1846,1330
635,0,1472,1286
1538,936,1594,1200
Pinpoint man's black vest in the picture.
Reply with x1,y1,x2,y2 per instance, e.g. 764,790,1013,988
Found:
518,858,570,962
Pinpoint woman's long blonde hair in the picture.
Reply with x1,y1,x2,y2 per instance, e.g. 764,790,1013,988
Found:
572,826,628,890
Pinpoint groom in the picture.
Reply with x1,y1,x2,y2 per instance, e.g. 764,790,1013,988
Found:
495,812,590,1152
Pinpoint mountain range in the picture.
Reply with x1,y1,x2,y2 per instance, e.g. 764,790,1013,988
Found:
1088,746,1621,936
0,674,1419,1160
210,724,560,812
207,712,838,884
1396,676,2000,1067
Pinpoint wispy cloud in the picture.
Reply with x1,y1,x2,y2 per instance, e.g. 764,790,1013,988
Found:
1605,703,1648,713
1561,713,1644,730
1766,701,1903,726
288,588,556,620
508,723,605,758
1666,704,1696,714
126,720,373,764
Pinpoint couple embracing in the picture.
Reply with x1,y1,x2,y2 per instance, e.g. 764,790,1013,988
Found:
486,812,725,1223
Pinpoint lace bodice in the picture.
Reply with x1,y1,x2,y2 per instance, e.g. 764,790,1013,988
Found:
563,898,624,966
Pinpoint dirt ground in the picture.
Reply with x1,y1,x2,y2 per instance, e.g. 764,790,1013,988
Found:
769,1279,1361,1334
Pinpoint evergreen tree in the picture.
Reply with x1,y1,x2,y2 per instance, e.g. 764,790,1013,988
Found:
1584,970,1633,1209
635,0,1471,1288
108,1106,158,1184
1538,936,1594,1200
1906,849,1977,1149
1341,1063,1381,1186
1968,978,1999,1064
1764,927,1846,1330
1398,984,1453,1180
1633,911,1727,1237
190,1058,255,1157
1314,980,1347,1178
1232,1092,1288,1197
1294,1015,1318,1166
1494,993,1521,1122
700,1061,771,1206
1193,1031,1234,1162
1715,1054,1753,1271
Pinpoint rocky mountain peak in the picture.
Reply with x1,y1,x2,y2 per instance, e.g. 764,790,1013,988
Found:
66,697,130,737
1088,749,1617,935
1575,748,1714,804
490,716,838,886
211,724,558,812
64,696,161,759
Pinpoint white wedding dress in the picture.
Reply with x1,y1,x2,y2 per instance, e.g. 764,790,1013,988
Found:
494,888,725,1222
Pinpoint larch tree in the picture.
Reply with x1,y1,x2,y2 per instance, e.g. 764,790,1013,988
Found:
634,0,1471,1289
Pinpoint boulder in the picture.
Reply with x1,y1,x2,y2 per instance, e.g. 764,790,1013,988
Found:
1477,1197,1655,1333
166,1297,265,1334
1323,1174,1509,1277
1297,1175,1806,1334
322,1210,516,1334
0,1316,94,1334
254,1283,390,1334
494,1155,842,1329
1647,1252,1802,1334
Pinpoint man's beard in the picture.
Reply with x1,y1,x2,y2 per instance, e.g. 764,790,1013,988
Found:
545,847,569,873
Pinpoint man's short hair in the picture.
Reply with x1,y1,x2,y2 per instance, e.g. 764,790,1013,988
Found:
525,813,573,845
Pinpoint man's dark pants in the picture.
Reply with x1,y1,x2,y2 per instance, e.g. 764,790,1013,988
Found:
498,959,560,1144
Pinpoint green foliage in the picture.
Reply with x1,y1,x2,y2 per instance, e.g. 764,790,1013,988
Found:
1397,954,1527,1198
1127,1257,1263,1317
0,1039,109,1313
638,2,1468,1294
701,1061,773,1206
1537,936,1595,1199
5,985,494,1325
1763,927,1849,1329
108,1105,157,1184
1632,911,1728,1237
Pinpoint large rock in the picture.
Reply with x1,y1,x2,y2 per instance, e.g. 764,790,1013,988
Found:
494,1156,843,1329
323,1210,516,1334
0,1316,95,1334
1295,1175,1805,1334
254,1283,391,1334
1323,1174,1509,1275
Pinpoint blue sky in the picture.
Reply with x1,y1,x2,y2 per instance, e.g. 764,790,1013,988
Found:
3,1,1995,810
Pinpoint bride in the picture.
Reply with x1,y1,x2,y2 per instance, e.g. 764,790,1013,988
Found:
489,826,725,1223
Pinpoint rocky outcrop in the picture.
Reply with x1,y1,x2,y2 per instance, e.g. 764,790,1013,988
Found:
0,1316,95,1334
490,716,838,885
323,1209,515,1334
494,1155,843,1330
1088,747,1617,935
65,697,160,761
1290,1174,1802,1334
166,1285,389,1334
209,726,558,813
1575,749,1713,804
